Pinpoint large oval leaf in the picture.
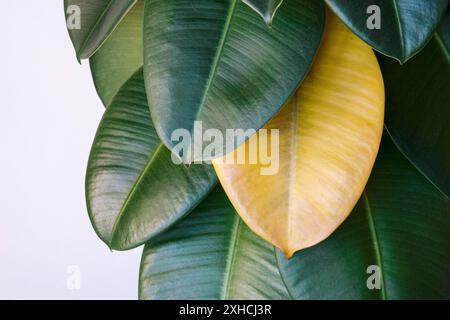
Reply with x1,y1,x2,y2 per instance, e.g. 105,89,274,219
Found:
212,11,385,257
86,69,217,250
143,0,325,160
326,0,449,63
64,0,138,60
242,0,284,25
277,134,450,299
89,0,144,107
139,187,291,300
379,13,450,198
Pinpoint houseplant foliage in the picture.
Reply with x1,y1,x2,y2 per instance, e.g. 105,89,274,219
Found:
64,0,450,299
325,0,449,63
213,12,385,257
86,70,217,250
142,0,325,159
278,135,450,299
378,19,450,197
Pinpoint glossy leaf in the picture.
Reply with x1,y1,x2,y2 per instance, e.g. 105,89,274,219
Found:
64,0,137,60
86,70,217,250
242,0,284,25
139,187,291,300
326,0,449,63
213,11,384,257
143,0,325,160
379,13,450,198
90,0,144,107
277,135,450,299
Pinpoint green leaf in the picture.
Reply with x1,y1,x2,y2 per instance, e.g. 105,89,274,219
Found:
90,0,144,107
64,0,138,60
139,187,291,300
326,0,449,63
378,16,450,198
242,0,284,26
86,69,217,250
277,134,450,299
143,0,325,160
438,7,450,51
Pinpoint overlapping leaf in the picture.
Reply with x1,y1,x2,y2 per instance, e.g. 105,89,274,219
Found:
143,0,325,160
89,0,144,107
379,9,450,198
63,0,450,301
139,187,290,300
277,135,450,299
64,0,137,60
326,0,449,63
213,11,385,257
86,70,217,250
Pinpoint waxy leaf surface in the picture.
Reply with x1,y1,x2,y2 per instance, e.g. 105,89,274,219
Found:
326,0,449,62
64,0,137,60
139,187,291,300
278,135,450,299
143,0,325,160
379,9,450,198
213,12,385,257
86,70,217,250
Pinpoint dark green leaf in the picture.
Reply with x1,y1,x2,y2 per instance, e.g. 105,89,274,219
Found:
64,0,137,60
378,16,450,198
86,69,217,250
90,0,144,107
242,0,284,25
139,187,291,300
438,6,450,52
277,134,450,299
143,0,325,160
326,0,449,63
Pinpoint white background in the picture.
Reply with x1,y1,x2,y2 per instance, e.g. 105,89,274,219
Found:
0,1,142,299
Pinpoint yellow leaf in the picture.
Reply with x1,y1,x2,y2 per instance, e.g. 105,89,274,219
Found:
212,11,385,258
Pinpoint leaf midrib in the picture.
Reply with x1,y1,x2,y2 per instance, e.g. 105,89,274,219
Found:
77,0,137,59
363,191,387,300
221,215,242,299
274,247,295,300
391,0,405,59
287,94,300,252
192,0,239,126
77,0,114,58
109,143,165,246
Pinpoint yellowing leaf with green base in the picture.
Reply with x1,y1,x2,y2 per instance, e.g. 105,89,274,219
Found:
212,12,385,258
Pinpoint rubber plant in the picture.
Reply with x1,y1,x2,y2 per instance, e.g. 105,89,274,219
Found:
64,0,450,299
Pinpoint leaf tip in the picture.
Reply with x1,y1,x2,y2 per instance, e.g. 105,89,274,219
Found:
242,0,283,27
283,249,295,259
263,14,274,27
280,244,302,259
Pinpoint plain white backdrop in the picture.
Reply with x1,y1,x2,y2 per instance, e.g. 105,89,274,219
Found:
0,1,142,299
